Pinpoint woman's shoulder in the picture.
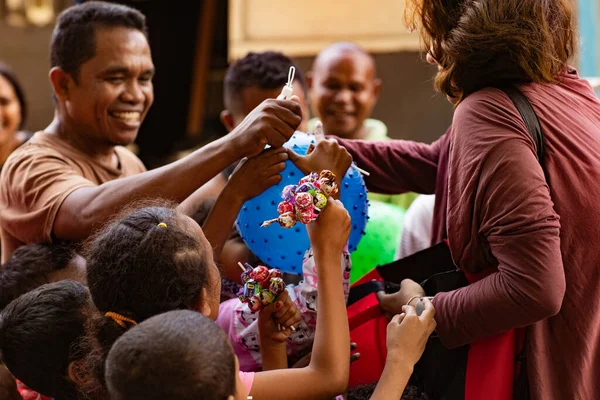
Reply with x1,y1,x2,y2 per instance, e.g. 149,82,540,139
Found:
452,87,529,153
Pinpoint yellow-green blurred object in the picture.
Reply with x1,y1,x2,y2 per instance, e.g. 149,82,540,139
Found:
350,200,406,284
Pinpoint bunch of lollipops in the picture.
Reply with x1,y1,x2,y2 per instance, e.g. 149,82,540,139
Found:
261,169,338,228
237,262,286,313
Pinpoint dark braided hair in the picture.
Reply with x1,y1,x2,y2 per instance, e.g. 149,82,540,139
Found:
83,200,215,390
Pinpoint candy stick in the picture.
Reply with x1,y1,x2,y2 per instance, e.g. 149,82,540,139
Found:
238,262,246,272
353,164,371,176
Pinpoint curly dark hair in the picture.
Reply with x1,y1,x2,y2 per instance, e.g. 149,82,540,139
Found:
0,281,95,400
50,1,148,82
105,310,236,400
0,243,76,310
224,51,306,112
83,200,215,390
406,0,576,102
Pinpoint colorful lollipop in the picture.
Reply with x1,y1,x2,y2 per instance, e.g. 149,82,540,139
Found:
262,170,338,229
238,262,285,314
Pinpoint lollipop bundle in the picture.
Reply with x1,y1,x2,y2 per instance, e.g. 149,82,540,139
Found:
261,170,338,228
237,262,286,312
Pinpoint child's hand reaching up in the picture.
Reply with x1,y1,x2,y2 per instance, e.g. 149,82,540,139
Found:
386,298,436,368
307,198,351,258
258,290,302,371
369,298,436,400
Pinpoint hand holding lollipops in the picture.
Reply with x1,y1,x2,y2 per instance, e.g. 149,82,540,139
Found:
237,262,286,313
261,169,338,228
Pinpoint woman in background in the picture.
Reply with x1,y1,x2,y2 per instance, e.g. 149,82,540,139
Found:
0,63,30,168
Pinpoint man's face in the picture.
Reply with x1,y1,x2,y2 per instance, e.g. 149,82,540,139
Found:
227,81,309,132
64,27,154,147
310,52,379,139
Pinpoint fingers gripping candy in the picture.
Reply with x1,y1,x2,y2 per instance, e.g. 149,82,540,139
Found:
262,170,337,229
239,263,285,313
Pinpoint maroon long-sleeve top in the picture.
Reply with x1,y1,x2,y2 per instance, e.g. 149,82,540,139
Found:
338,69,600,400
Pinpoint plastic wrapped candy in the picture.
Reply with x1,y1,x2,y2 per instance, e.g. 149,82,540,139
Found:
262,170,338,229
297,207,317,224
251,265,270,285
319,178,338,197
296,182,317,194
259,290,276,305
277,201,294,215
247,295,263,312
269,269,282,279
239,263,285,313
295,192,313,210
319,170,336,182
269,277,285,295
281,185,297,202
313,192,328,209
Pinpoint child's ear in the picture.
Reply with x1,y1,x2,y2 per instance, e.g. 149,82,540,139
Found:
67,360,88,386
196,288,212,317
220,110,235,132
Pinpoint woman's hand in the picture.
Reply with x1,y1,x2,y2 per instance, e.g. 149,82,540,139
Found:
376,279,426,317
287,139,352,184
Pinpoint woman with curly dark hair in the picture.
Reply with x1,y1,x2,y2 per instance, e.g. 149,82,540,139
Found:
296,1,600,398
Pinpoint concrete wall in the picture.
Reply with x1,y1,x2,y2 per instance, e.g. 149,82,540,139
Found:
0,23,55,132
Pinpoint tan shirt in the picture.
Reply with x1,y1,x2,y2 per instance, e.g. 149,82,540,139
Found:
0,132,146,261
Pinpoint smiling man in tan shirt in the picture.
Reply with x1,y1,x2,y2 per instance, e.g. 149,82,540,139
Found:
0,2,301,261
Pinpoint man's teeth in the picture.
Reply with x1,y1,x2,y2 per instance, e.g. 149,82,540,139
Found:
111,111,140,121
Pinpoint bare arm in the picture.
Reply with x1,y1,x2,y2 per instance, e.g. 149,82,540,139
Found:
56,137,237,241
54,98,301,241
248,200,351,399
370,300,436,400
258,290,301,371
201,148,287,278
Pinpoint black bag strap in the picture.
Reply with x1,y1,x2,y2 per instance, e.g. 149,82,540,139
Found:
498,86,548,182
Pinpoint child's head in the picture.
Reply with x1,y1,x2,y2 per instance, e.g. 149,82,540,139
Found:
0,280,95,400
222,51,309,132
86,203,221,322
0,243,85,310
308,42,381,140
105,310,244,400
84,202,221,387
